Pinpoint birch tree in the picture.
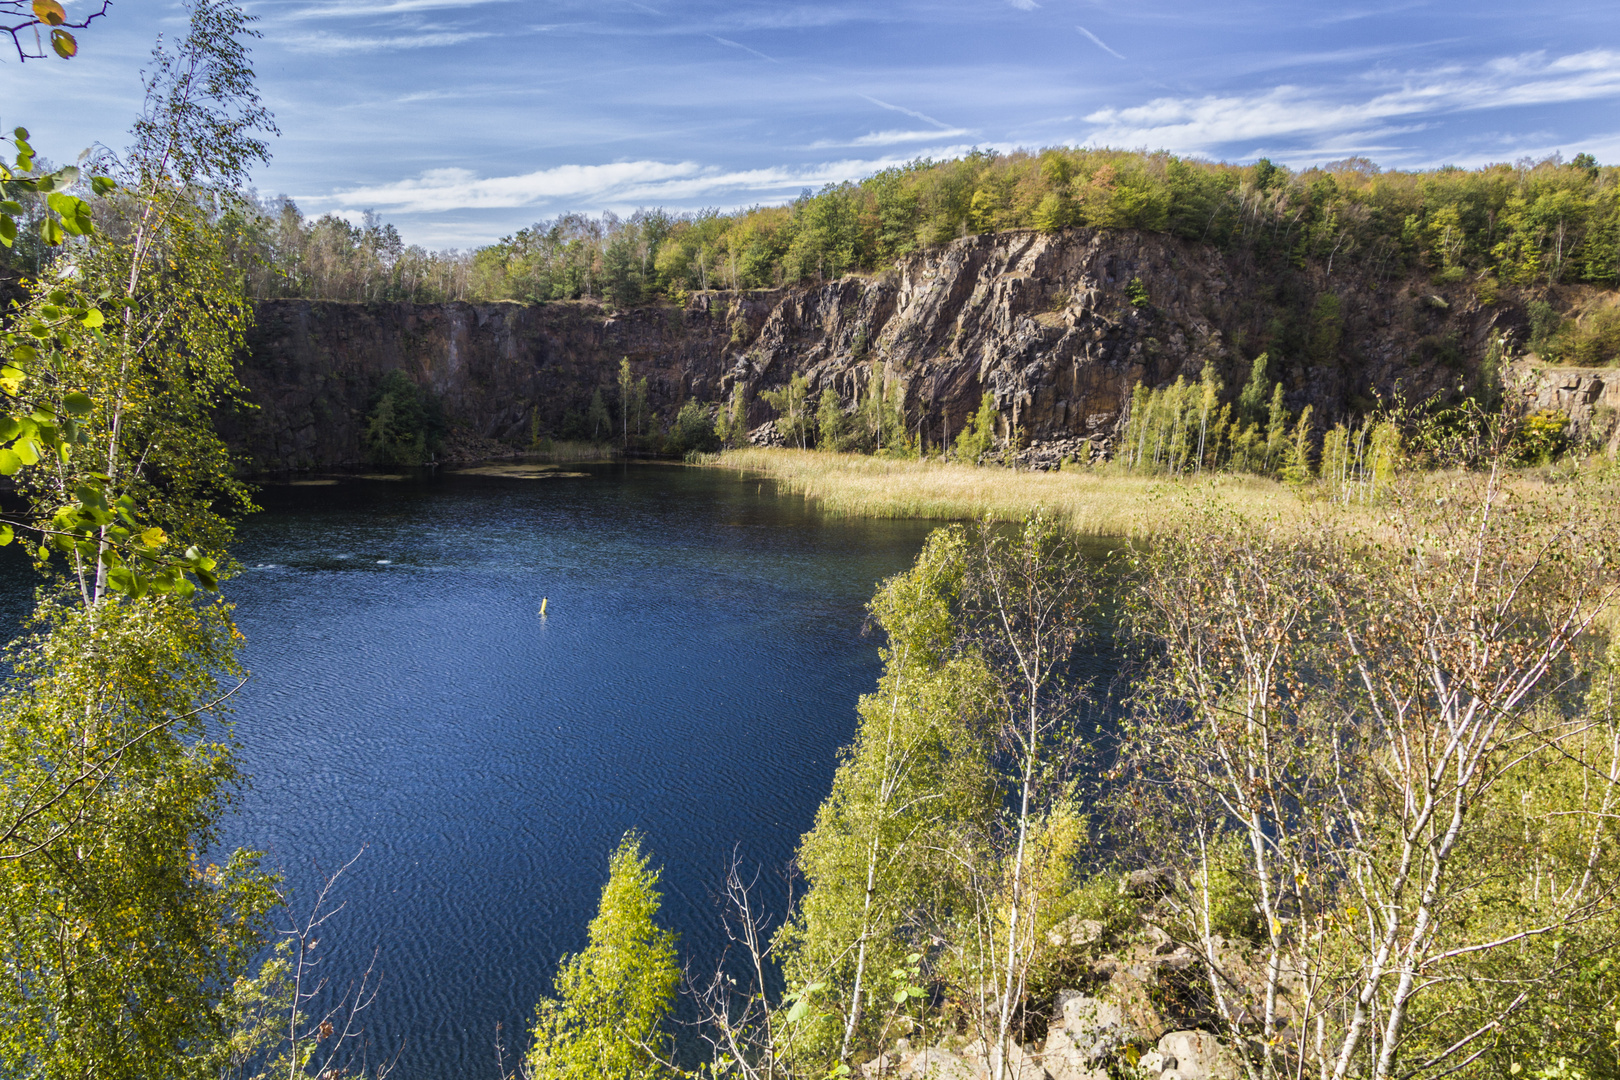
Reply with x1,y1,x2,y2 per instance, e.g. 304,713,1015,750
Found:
1119,467,1620,1080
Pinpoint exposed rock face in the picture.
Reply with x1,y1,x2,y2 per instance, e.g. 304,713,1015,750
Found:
1508,358,1620,452
229,227,1536,471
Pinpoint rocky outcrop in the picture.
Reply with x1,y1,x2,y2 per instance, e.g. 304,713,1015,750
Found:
1508,358,1620,452
229,228,1544,471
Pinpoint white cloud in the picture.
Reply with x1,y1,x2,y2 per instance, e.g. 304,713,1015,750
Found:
810,128,973,148
1006,0,1040,9
711,36,779,62
299,150,984,216
278,28,496,53
1076,25,1124,61
269,0,516,20
1080,49,1620,154
859,95,954,131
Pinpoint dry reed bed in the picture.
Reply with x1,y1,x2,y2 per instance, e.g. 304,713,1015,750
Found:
713,448,1311,539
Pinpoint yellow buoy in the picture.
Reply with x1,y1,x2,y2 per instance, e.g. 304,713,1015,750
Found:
539,597,548,617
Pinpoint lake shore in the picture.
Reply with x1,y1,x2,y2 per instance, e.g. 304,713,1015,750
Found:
710,447,1312,539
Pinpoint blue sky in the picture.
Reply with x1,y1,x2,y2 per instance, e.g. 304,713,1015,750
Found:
5,0,1620,247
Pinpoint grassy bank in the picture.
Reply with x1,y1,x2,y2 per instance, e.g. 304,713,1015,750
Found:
712,447,1309,538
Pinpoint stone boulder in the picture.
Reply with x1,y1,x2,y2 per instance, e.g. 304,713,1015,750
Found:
1143,1029,1239,1080
1040,992,1125,1080
960,1038,1050,1080
1044,915,1106,950
893,1046,980,1080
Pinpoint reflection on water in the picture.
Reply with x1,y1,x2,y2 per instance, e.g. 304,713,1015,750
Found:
219,464,936,1079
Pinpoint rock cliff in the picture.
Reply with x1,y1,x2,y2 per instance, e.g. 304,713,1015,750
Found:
228,227,1565,471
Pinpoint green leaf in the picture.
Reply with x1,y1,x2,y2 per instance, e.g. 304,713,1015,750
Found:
893,989,908,1004
63,392,92,415
91,176,115,196
785,997,811,1025
13,439,39,466
79,307,104,328
0,525,13,546
48,194,90,235
0,217,14,247
39,218,62,246
50,29,76,59
0,449,22,475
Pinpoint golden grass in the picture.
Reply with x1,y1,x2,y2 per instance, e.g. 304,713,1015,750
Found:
713,448,1314,539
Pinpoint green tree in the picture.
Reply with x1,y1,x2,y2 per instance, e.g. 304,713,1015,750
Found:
1236,352,1271,428
617,358,635,448
953,392,999,462
363,370,440,466
760,372,812,449
665,398,720,456
587,387,610,441
527,833,679,1080
815,387,850,451
776,528,994,1067
715,383,749,448
1263,381,1289,473
0,4,286,1078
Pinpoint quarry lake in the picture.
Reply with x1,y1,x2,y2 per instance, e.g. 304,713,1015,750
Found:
217,463,937,1080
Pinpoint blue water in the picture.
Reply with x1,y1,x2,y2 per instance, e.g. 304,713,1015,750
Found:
218,463,938,1079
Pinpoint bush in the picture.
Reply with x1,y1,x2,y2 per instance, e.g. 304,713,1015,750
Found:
664,399,720,456
1511,409,1571,464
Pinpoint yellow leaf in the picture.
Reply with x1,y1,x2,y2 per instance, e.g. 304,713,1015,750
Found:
140,526,168,548
32,0,65,26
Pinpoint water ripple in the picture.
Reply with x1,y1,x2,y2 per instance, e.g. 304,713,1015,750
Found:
218,465,934,1080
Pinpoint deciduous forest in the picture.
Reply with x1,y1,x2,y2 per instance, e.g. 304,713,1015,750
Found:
0,3,1618,1080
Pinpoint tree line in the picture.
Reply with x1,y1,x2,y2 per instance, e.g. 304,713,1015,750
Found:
60,146,1609,320
17,144,1601,315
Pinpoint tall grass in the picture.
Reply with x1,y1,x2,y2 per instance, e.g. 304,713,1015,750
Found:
713,448,1309,538
528,439,620,463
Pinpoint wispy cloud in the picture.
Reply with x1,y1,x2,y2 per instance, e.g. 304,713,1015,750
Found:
299,151,981,215
1075,25,1125,60
1006,0,1039,9
710,36,779,62
810,128,973,148
270,0,517,21
278,28,496,53
859,95,953,130
1081,49,1620,154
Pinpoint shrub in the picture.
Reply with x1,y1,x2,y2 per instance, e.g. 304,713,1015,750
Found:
664,399,720,456
1511,409,1570,464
